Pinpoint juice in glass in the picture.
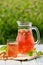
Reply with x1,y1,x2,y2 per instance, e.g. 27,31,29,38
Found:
7,42,19,57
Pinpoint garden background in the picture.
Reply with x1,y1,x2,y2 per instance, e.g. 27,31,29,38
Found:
0,0,43,44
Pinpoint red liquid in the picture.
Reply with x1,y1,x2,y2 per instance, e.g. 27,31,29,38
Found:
7,42,19,57
16,29,35,53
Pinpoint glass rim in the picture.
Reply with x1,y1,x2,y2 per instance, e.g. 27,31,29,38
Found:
17,21,32,26
7,41,18,45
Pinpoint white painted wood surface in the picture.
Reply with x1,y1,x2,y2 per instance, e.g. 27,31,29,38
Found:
35,44,43,65
22,59,38,65
6,60,21,65
0,60,5,65
0,44,43,65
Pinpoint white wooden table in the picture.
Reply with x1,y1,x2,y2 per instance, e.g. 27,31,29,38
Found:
0,44,43,65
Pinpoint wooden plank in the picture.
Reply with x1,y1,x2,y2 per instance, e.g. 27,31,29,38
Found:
35,44,43,51
22,59,38,65
36,56,43,65
0,60,5,65
35,44,43,65
6,60,22,65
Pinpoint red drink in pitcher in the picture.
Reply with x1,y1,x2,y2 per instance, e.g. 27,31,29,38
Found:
16,29,35,53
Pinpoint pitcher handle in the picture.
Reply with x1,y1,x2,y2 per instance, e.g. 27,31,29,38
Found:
31,26,40,44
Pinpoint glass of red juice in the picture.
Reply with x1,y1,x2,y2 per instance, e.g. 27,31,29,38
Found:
16,21,40,54
7,41,19,57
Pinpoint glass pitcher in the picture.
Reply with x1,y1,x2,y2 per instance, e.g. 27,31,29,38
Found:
16,21,40,54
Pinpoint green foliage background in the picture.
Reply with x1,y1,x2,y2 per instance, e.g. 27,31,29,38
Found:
0,0,43,44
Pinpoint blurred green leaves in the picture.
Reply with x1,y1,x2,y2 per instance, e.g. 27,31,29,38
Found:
0,0,43,44
0,45,7,51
